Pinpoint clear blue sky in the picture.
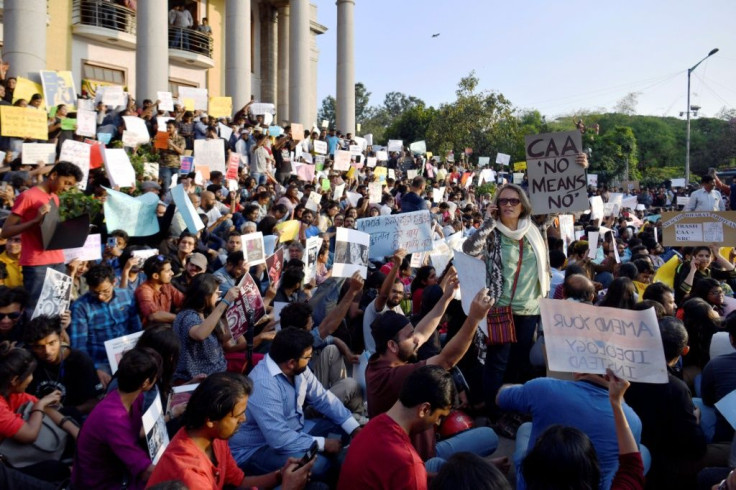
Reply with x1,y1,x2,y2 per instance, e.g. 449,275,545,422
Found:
312,0,736,120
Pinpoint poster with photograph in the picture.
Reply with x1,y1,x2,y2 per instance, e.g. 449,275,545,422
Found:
104,331,144,374
241,232,266,266
225,273,266,340
304,237,323,282
31,269,73,319
266,248,283,284
333,228,370,279
167,384,198,413
142,396,169,464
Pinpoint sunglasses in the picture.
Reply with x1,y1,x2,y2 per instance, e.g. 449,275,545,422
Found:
498,198,521,206
0,312,22,320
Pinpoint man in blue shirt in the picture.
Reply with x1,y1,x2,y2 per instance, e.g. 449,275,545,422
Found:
326,128,339,157
400,176,429,213
230,327,360,482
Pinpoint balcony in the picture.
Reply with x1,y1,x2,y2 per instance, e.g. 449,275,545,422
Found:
72,0,136,49
168,27,214,69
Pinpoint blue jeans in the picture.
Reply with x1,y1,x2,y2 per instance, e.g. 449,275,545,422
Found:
425,426,499,472
240,418,348,481
159,166,176,198
250,172,267,186
23,263,66,309
483,314,539,417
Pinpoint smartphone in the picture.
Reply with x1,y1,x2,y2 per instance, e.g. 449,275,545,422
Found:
107,237,117,248
298,440,318,468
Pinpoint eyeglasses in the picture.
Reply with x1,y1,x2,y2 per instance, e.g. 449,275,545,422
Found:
0,312,21,320
709,289,725,296
498,198,521,207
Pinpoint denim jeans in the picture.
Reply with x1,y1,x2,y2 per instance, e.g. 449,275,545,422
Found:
158,166,177,198
23,263,66,309
483,314,539,417
250,172,267,186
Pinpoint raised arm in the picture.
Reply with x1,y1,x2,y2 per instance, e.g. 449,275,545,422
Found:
317,272,364,339
374,248,406,312
412,269,457,345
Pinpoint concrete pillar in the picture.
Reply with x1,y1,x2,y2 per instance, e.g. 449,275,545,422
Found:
226,0,252,113
136,0,169,101
336,0,355,135
289,0,310,125
3,0,47,80
260,5,277,105
277,4,290,122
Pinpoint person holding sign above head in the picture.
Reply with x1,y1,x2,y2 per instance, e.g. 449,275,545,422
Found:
461,183,550,420
0,161,82,307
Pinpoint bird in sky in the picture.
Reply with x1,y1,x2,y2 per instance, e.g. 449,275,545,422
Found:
432,33,440,38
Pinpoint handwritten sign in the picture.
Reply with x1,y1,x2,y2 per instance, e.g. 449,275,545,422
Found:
355,210,433,259
208,96,232,118
314,140,327,155
0,106,48,140
661,211,736,246
157,91,174,112
334,150,352,171
671,178,686,188
587,174,598,187
387,140,403,153
104,331,144,374
452,250,486,322
102,148,136,188
514,161,527,171
178,87,208,110
525,131,587,214
13,77,44,108
409,140,426,154
496,153,511,166
63,233,102,263
22,143,56,164
540,298,668,383
122,116,151,145
194,139,226,173
478,156,490,167
376,150,388,161
59,140,91,190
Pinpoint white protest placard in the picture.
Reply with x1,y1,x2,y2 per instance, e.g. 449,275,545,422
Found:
305,191,322,212
409,140,426,154
333,228,370,279
376,150,389,162
525,131,588,214
410,252,425,268
76,109,97,138
334,150,352,171
677,196,690,207
194,139,226,173
349,144,363,156
368,182,382,204
104,331,144,374
63,233,102,263
429,240,452,275
559,214,575,256
250,102,275,115
432,187,445,203
218,123,233,142
496,153,511,166
156,116,173,130
364,134,374,146
622,195,638,210
388,169,396,180
304,236,323,282
479,169,495,186
589,196,604,221
671,178,686,188
122,116,151,145
142,395,169,465
59,140,90,190
333,183,346,201
103,148,136,188
171,184,205,233
715,390,736,430
314,140,327,155
387,140,403,153
513,173,524,185
157,91,174,112
355,210,433,259
104,187,160,237
587,231,599,259
353,136,367,151
242,232,266,266
178,87,208,110
587,174,598,187
100,85,125,106
604,193,623,217
22,143,56,164
407,169,418,180
77,98,95,112
366,156,377,168
452,250,487,320
31,269,73,319
539,298,668,383
346,191,362,208
478,156,491,167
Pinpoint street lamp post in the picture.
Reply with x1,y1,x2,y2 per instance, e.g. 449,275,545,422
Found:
685,48,719,186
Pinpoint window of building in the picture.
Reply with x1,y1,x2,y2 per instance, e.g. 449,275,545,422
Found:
169,79,199,98
82,62,126,85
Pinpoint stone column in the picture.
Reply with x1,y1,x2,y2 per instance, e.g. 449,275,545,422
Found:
277,3,290,122
3,0,47,80
336,0,355,135
260,5,277,105
226,0,252,113
136,0,169,101
289,0,310,126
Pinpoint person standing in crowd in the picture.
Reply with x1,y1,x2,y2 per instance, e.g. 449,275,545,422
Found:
684,175,725,212
157,120,186,197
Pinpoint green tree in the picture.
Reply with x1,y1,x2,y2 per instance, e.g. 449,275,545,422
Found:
384,103,438,145
590,125,639,181
317,82,373,133
317,95,336,130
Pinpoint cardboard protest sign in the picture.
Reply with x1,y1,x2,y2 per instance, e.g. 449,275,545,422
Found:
103,148,137,188
355,210,433,259
539,298,668,383
22,143,56,164
63,233,102,263
452,250,487,321
104,187,160,237
104,331,144,374
242,232,266,266
208,96,232,118
178,87,208,110
250,102,275,115
99,85,126,107
142,396,169,465
0,106,48,140
368,182,382,204
226,153,239,180
376,150,388,161
334,150,352,171
75,109,96,138
333,228,370,279
225,273,266,340
587,174,598,187
514,161,527,171
525,131,587,214
333,183,346,201
13,77,44,108
671,178,686,188
661,211,736,246
274,220,300,242
31,269,73,319
40,71,77,110
296,163,315,182
40,200,90,250
157,91,174,112
314,140,327,155
194,139,226,173
589,196,604,221
304,236,323,282
478,156,490,167
409,141,427,154
266,247,284,284
387,140,403,153
122,116,151,145
171,184,205,233
496,153,511,166
291,123,305,141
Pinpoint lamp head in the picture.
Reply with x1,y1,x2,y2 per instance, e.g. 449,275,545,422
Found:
708,48,719,56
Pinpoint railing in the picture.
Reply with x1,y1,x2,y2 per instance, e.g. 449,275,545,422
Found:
169,26,213,58
72,0,136,35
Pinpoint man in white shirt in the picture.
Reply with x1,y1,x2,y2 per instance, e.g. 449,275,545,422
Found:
685,175,725,211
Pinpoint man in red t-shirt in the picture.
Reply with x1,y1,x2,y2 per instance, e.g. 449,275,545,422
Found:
338,366,456,490
0,162,82,304
147,372,313,490
135,254,184,326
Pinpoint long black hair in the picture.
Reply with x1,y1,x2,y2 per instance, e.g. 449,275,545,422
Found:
184,273,220,314
0,341,36,398
136,326,181,400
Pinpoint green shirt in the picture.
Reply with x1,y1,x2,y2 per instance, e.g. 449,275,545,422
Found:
497,233,541,315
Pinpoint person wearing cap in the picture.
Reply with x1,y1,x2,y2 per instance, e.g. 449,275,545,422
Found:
141,180,161,195
172,252,207,294
365,282,499,467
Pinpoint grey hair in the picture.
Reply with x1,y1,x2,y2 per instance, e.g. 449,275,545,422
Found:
494,183,533,219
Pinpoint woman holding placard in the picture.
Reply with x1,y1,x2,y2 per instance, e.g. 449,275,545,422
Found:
462,183,550,425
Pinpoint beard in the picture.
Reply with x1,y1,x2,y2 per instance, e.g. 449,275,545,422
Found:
397,347,418,363
294,365,309,376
